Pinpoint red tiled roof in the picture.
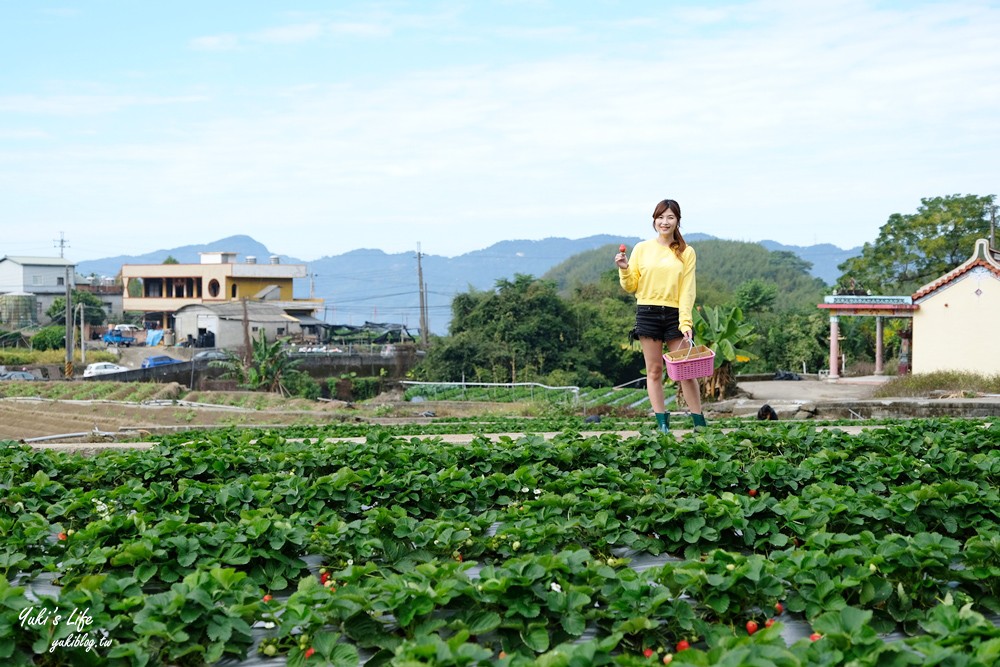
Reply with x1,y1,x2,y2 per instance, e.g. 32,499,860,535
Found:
912,258,1000,300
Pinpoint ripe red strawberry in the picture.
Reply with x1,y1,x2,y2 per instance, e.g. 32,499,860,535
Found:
748,489,757,497
643,648,654,658
57,532,67,541
676,640,690,652
304,646,316,658
810,633,822,641
764,618,775,628
774,601,784,615
319,572,329,584
746,620,758,635
262,594,272,602
619,244,627,253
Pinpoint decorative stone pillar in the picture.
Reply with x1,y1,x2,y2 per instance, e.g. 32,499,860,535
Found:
829,316,840,380
874,316,884,375
899,327,911,375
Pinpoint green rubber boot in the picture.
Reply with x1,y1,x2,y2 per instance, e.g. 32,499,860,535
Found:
691,413,707,430
655,412,670,434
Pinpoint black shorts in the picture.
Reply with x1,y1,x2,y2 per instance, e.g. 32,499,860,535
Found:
631,305,682,343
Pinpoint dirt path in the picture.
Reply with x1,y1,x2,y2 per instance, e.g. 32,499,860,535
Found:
0,398,359,442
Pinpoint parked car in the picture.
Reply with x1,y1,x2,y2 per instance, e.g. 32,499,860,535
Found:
0,371,36,381
83,362,130,378
141,355,183,369
192,349,230,362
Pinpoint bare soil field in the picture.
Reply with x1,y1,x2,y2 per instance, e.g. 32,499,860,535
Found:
0,397,363,441
0,384,522,441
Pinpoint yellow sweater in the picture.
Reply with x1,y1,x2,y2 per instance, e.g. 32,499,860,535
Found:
618,240,697,333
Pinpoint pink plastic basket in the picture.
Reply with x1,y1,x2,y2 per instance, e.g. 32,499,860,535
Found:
663,342,715,381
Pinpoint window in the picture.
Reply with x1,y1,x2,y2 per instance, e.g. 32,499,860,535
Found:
57,277,64,286
207,279,220,297
277,328,285,335
231,284,237,298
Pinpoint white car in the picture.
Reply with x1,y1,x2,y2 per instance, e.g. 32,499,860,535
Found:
83,362,130,378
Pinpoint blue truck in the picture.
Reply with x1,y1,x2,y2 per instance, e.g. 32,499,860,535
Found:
102,330,137,347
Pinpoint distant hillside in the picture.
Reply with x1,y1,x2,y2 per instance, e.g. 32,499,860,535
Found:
76,235,301,278
758,240,862,284
544,237,828,312
76,234,858,335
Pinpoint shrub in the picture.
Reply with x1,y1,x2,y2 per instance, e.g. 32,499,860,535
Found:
874,371,1000,398
30,326,66,351
352,376,382,401
283,370,321,400
326,375,382,401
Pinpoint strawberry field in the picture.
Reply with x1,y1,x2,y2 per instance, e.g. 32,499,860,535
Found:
3,419,1000,665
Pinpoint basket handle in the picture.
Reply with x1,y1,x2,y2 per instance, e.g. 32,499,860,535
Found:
678,338,695,360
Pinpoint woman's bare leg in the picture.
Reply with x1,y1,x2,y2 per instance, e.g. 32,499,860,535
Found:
639,336,666,412
665,337,703,415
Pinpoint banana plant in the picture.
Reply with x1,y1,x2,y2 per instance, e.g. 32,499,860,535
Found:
692,305,758,400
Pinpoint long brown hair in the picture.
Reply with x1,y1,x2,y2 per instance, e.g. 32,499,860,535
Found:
652,199,686,259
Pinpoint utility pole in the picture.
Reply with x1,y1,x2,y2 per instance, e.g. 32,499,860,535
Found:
416,244,429,348
53,231,68,259
78,304,86,366
65,264,73,377
990,204,997,251
55,232,74,377
242,297,251,365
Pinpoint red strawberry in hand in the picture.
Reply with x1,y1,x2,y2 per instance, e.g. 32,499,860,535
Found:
619,244,627,253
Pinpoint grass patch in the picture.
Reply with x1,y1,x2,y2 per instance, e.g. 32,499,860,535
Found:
874,371,1000,398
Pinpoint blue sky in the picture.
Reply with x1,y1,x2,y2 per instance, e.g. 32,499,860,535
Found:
2,0,998,263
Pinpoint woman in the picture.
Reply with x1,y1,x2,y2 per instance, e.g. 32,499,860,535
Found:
615,199,706,433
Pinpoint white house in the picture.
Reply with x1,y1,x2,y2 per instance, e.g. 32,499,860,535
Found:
911,238,1000,375
0,256,76,325
172,301,302,350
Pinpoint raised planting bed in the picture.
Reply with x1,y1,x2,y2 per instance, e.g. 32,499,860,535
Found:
2,419,1000,665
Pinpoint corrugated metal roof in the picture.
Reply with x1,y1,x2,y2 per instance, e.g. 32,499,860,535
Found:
175,300,297,322
0,256,75,266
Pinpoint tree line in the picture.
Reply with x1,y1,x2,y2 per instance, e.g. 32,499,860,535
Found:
414,194,996,392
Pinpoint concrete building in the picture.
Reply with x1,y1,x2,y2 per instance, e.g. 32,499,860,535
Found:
120,251,323,332
911,238,1000,375
173,301,302,350
0,256,76,325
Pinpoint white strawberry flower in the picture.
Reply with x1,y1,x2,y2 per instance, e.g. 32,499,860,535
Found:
550,582,562,593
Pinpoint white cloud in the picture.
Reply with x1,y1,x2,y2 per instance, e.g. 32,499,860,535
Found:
6,0,1000,261
189,34,240,51
253,23,325,44
0,94,208,115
